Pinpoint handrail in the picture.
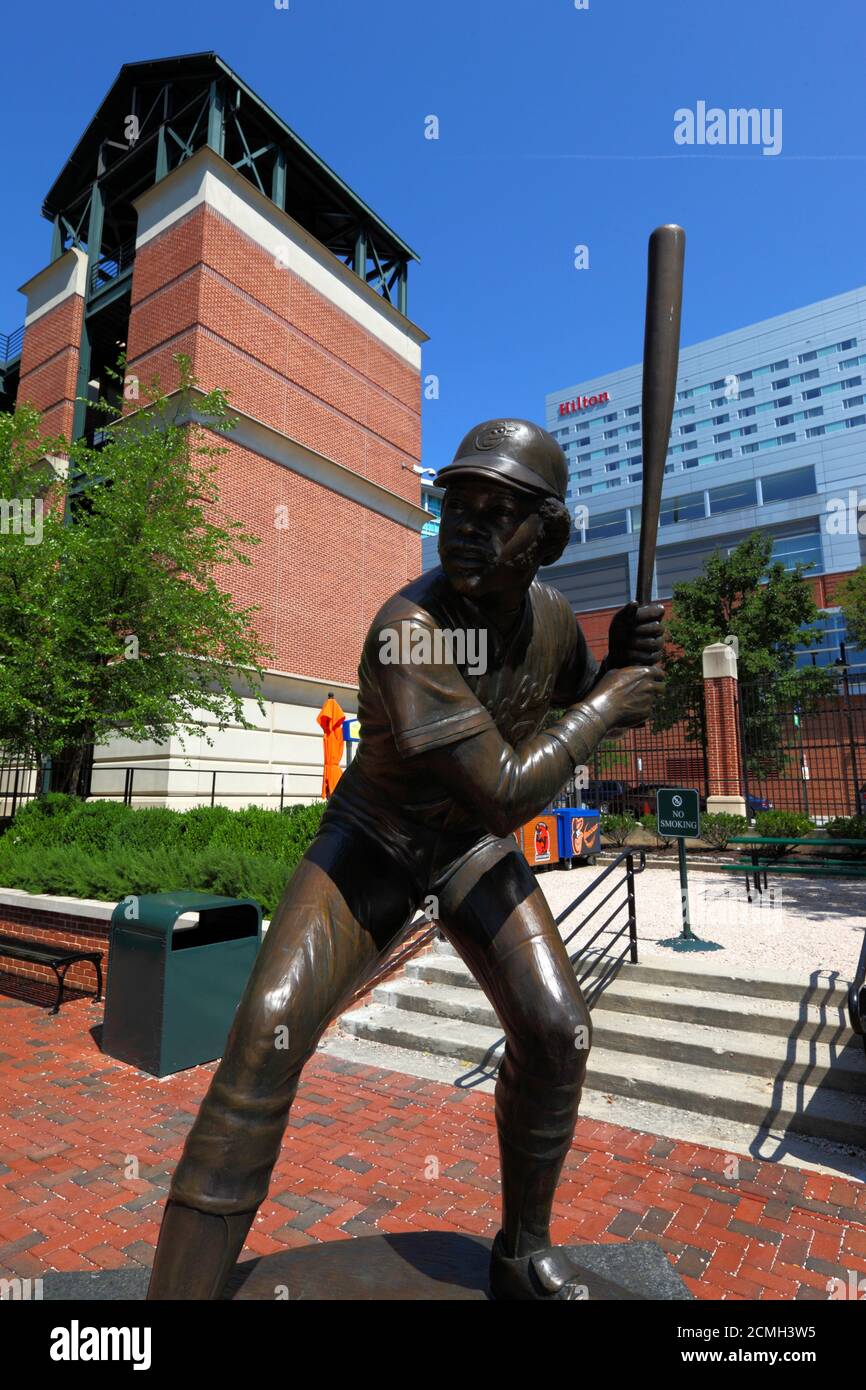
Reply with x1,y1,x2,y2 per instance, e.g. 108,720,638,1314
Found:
348,850,646,1015
448,848,646,1087
554,846,646,931
347,912,437,1007
88,241,137,298
849,929,866,1055
559,848,645,990
0,325,24,364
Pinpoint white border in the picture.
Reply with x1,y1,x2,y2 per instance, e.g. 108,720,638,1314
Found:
18,248,88,327
133,147,427,369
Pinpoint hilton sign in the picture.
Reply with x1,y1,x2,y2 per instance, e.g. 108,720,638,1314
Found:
558,390,610,416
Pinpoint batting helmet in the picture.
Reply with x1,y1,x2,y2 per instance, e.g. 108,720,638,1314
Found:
434,419,569,503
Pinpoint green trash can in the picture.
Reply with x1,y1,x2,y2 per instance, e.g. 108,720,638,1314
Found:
102,891,263,1077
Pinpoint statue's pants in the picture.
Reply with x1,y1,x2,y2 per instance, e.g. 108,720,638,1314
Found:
167,809,592,1255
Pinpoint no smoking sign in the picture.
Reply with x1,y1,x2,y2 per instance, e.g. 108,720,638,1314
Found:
656,787,701,838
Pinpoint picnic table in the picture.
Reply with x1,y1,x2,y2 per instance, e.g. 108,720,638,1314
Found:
725,836,866,1061
724,835,866,902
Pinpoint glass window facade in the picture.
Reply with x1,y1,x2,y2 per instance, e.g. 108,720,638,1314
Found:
541,287,865,616
708,479,758,512
761,466,816,503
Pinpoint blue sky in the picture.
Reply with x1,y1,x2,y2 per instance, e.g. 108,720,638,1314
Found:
1,0,863,471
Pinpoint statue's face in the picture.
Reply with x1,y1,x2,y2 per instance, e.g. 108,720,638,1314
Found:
439,476,542,597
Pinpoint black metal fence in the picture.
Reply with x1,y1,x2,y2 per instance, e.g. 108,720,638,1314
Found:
737,669,866,822
0,756,323,819
0,758,39,819
90,764,316,810
551,682,709,818
11,664,866,829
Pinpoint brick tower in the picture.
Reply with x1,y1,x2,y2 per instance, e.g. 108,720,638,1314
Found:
10,52,428,806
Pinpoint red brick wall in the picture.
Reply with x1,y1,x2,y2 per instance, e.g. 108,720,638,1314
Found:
815,572,853,607
577,606,614,660
207,439,424,683
0,905,107,997
125,204,423,682
16,295,84,441
577,572,855,662
579,598,675,662
703,676,743,799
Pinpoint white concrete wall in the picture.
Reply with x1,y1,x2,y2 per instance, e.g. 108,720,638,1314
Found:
0,764,38,816
90,669,359,810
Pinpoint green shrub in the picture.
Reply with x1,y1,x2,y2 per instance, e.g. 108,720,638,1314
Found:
753,810,814,857
699,812,747,850
826,814,866,840
0,839,305,916
9,794,129,851
0,796,328,915
640,813,674,850
600,812,637,847
6,795,325,854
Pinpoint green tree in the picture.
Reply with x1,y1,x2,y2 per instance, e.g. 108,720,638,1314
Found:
835,566,866,649
657,531,835,773
0,359,271,793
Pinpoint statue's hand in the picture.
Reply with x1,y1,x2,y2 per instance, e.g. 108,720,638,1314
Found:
588,663,664,731
606,600,665,668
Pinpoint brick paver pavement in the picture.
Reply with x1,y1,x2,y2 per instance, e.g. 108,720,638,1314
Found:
1,972,865,1300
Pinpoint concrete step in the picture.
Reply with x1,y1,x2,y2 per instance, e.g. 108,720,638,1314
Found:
408,955,852,1045
419,943,853,1010
341,1005,866,1147
372,979,866,1095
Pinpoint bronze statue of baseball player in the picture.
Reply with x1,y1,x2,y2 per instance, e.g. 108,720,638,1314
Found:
147,418,664,1300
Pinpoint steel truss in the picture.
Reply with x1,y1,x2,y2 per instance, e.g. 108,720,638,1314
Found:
44,56,416,316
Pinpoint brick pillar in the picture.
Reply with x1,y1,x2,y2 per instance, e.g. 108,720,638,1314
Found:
702,642,747,816
17,248,88,443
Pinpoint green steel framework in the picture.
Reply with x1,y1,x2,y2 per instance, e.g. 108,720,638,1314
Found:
3,53,424,797
27,52,420,443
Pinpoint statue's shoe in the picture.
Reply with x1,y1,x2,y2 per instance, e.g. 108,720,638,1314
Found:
488,1231,636,1301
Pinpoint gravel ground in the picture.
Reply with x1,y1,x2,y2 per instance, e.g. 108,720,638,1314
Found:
538,858,866,981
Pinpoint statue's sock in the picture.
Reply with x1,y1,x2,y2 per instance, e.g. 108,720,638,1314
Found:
146,1199,257,1300
495,1052,585,1259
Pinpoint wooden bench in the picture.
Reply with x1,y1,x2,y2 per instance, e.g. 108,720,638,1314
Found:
0,933,103,1014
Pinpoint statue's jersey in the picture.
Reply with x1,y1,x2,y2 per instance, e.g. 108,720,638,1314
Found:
322,567,601,890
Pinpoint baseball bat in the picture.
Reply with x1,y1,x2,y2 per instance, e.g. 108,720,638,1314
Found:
635,224,686,606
